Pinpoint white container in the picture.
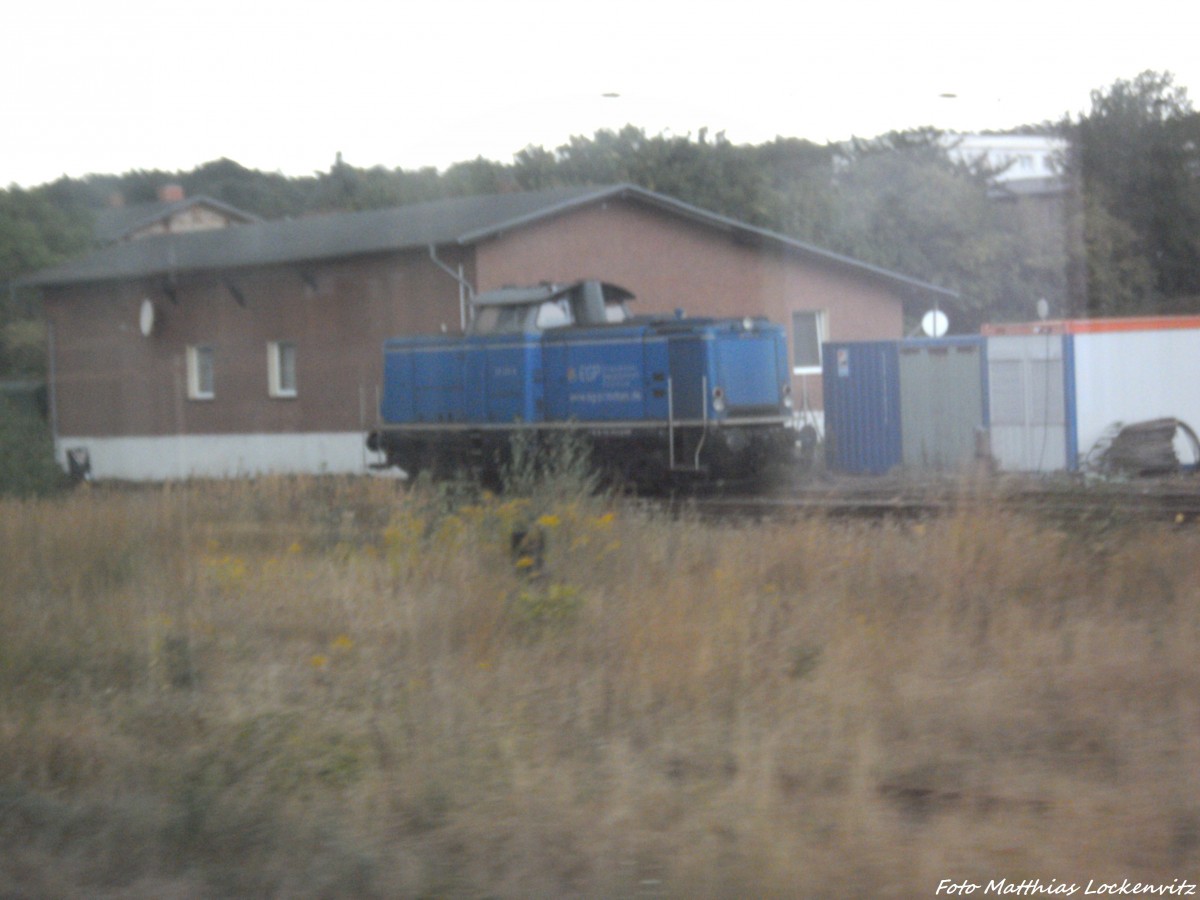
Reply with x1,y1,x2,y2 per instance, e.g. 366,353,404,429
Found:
982,317,1200,472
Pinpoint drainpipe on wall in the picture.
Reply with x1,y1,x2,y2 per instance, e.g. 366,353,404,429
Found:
46,319,59,459
427,245,474,332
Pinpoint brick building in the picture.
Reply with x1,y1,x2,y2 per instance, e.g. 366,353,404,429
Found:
23,184,954,479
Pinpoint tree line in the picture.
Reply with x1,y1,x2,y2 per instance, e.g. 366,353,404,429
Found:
2,70,1198,381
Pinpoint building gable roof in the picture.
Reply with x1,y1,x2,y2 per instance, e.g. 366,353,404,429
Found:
92,195,262,244
23,184,956,304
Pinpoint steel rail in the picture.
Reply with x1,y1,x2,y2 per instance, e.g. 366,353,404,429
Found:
673,482,1200,524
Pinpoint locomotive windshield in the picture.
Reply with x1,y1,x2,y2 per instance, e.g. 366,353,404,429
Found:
471,304,536,334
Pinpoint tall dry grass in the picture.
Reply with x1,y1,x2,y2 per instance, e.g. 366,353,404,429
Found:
1,476,1198,897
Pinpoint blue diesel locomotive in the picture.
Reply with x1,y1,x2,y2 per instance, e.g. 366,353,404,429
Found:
367,280,796,488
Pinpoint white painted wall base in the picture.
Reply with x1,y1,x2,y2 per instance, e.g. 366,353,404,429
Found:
55,432,389,481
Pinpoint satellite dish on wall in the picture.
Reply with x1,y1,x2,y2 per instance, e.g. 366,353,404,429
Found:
1036,297,1050,321
139,298,157,337
921,308,949,338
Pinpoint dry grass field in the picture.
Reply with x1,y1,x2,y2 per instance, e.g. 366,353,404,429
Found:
1,473,1198,898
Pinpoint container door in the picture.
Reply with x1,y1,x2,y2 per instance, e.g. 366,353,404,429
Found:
822,342,902,474
986,335,1068,472
899,339,986,470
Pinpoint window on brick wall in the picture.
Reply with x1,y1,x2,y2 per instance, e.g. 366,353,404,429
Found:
792,310,827,374
267,341,297,398
186,345,215,400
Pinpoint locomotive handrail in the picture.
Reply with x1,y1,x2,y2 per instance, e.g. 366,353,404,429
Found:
371,415,791,432
668,376,675,467
694,376,709,471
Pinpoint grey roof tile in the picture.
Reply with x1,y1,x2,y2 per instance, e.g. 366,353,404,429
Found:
22,184,956,303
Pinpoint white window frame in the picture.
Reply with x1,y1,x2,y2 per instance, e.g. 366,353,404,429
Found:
792,310,828,375
267,340,297,398
186,345,215,400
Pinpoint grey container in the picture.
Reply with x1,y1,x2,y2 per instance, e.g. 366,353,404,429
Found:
898,337,988,471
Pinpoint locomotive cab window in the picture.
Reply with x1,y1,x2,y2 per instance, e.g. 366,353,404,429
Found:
604,299,631,323
535,299,574,329
471,305,534,335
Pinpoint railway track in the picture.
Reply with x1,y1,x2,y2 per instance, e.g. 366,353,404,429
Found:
675,475,1200,524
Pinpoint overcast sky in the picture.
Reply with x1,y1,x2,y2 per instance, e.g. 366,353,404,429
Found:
4,0,1198,189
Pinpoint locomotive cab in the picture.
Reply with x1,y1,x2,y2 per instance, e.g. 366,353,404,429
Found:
469,281,634,335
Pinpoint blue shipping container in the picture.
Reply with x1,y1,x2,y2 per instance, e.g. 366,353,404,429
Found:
822,341,903,474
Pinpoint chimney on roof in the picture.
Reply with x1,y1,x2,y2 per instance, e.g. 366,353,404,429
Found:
158,184,185,203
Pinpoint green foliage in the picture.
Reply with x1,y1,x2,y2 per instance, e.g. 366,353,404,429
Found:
185,157,316,219
441,157,518,198
826,130,1065,322
0,398,66,498
1067,193,1157,316
1071,71,1200,312
749,137,840,245
6,68,1197,345
500,428,600,501
514,125,776,226
2,318,46,376
0,185,92,380
0,186,92,281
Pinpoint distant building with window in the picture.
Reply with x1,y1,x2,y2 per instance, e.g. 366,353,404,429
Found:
22,184,953,479
942,133,1070,199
